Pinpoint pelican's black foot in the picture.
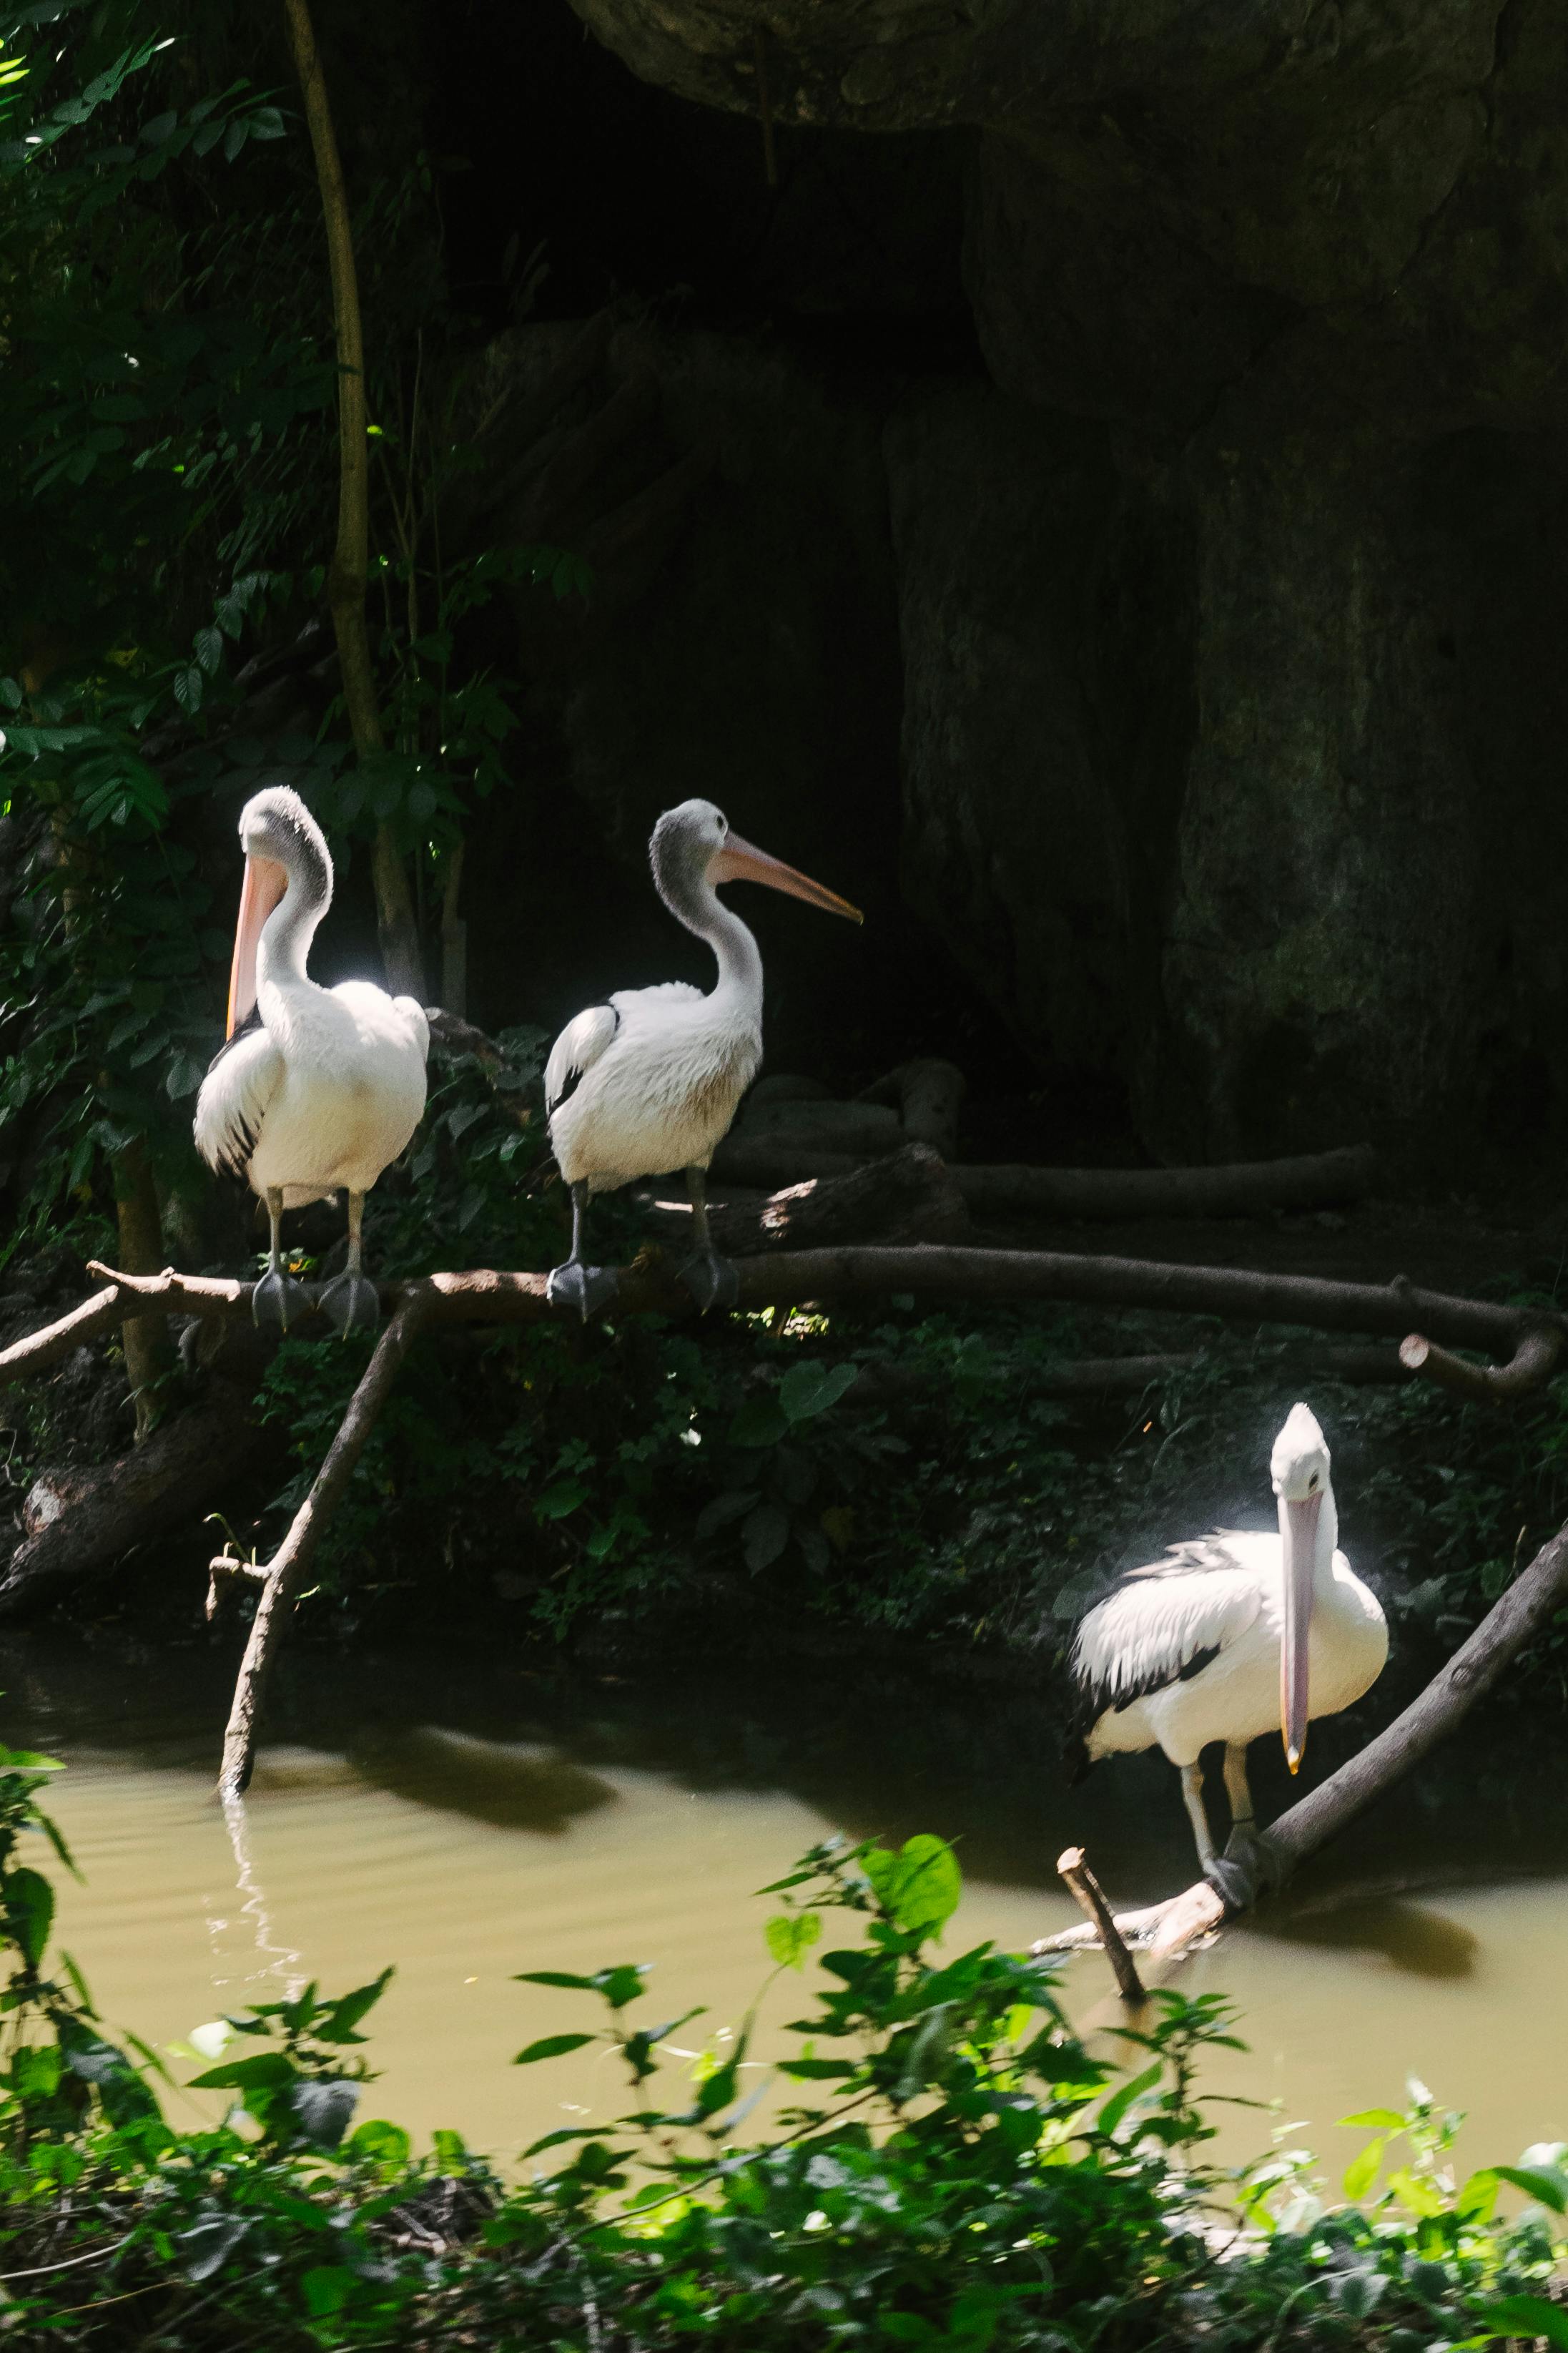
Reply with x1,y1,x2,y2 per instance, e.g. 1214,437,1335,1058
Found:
1204,1824,1277,1912
318,1270,382,1336
546,1260,619,1321
252,1268,310,1335
679,1250,739,1314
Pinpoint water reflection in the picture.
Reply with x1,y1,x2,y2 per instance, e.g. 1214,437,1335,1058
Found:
357,1728,619,1835
1253,1892,1481,1980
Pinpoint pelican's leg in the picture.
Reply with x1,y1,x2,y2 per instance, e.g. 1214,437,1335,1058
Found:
252,1188,308,1333
320,1191,382,1335
546,1181,618,1321
678,1166,738,1313
1206,1739,1276,1910
1178,1761,1218,1872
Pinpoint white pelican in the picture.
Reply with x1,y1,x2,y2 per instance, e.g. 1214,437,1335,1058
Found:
193,786,428,1334
545,797,861,1316
1067,1403,1387,1893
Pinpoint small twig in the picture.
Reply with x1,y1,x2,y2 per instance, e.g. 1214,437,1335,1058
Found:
1057,1847,1145,2000
0,2236,127,2281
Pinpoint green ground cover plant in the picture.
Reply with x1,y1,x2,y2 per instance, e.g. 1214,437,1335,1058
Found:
0,1739,1564,2349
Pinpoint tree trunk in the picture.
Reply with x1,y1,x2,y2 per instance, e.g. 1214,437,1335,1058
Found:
111,1139,171,1442
282,0,425,1001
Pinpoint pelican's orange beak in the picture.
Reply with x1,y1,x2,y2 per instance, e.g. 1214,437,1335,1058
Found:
709,832,862,923
226,854,287,1038
1281,1490,1321,1774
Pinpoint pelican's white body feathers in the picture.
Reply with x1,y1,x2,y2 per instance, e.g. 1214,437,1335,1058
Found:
1073,1527,1387,1769
547,979,761,1192
193,787,428,1207
196,983,428,1207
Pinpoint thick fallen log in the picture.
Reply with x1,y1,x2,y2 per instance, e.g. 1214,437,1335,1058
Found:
706,1143,970,1254
1037,1507,1568,1962
709,1140,1378,1219
0,1379,276,1621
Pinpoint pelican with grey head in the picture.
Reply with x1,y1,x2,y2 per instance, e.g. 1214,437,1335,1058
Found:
544,797,862,1317
193,785,429,1333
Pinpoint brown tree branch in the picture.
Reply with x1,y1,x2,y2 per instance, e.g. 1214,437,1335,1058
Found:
218,1293,432,1801
57,1246,1552,1369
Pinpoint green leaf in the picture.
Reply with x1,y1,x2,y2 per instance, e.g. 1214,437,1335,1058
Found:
318,1967,393,2043
742,1500,791,1572
5,1864,54,1967
778,1360,859,1424
515,2033,596,2065
1472,2298,1568,2350
342,2117,411,2170
862,1834,962,1939
728,1395,788,1448
1337,2106,1406,2131
300,2266,357,2318
188,2051,295,2091
1095,2058,1163,2140
535,1479,586,1521
1341,2136,1386,2201
765,1910,821,1970
1491,2163,1568,2214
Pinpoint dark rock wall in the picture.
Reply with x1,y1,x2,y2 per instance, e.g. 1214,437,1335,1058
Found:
428,0,1568,1162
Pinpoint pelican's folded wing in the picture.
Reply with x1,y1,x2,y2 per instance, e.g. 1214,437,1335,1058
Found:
1071,1542,1264,1718
546,1003,621,1117
192,1023,282,1182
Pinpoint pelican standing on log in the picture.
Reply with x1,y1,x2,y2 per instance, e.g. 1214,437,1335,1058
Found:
1067,1403,1387,1899
193,786,428,1334
545,797,862,1317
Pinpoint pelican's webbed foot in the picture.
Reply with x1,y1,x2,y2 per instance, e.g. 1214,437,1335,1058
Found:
318,1270,382,1335
547,1260,620,1321
1203,1823,1278,1912
679,1249,739,1314
252,1268,310,1335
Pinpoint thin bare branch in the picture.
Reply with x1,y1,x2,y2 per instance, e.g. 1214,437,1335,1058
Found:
217,1293,432,1800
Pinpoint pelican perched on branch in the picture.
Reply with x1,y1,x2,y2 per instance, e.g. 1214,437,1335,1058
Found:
1067,1404,1387,1894
546,797,862,1317
194,786,428,1335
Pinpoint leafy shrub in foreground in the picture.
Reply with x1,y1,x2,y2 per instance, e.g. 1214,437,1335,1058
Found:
0,1740,1564,2348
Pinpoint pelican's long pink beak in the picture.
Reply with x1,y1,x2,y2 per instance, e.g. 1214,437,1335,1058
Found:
709,832,862,923
226,855,287,1038
1281,1490,1321,1774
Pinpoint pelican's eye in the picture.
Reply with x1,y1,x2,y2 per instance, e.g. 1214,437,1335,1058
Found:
1308,1473,1319,1490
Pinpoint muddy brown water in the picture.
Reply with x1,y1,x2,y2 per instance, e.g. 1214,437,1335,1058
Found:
2,1634,1563,2172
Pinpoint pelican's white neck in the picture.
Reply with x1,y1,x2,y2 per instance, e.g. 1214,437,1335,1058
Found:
257,863,326,1002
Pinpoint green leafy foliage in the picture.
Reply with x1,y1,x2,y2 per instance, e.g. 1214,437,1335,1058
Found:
0,1772,1562,2349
